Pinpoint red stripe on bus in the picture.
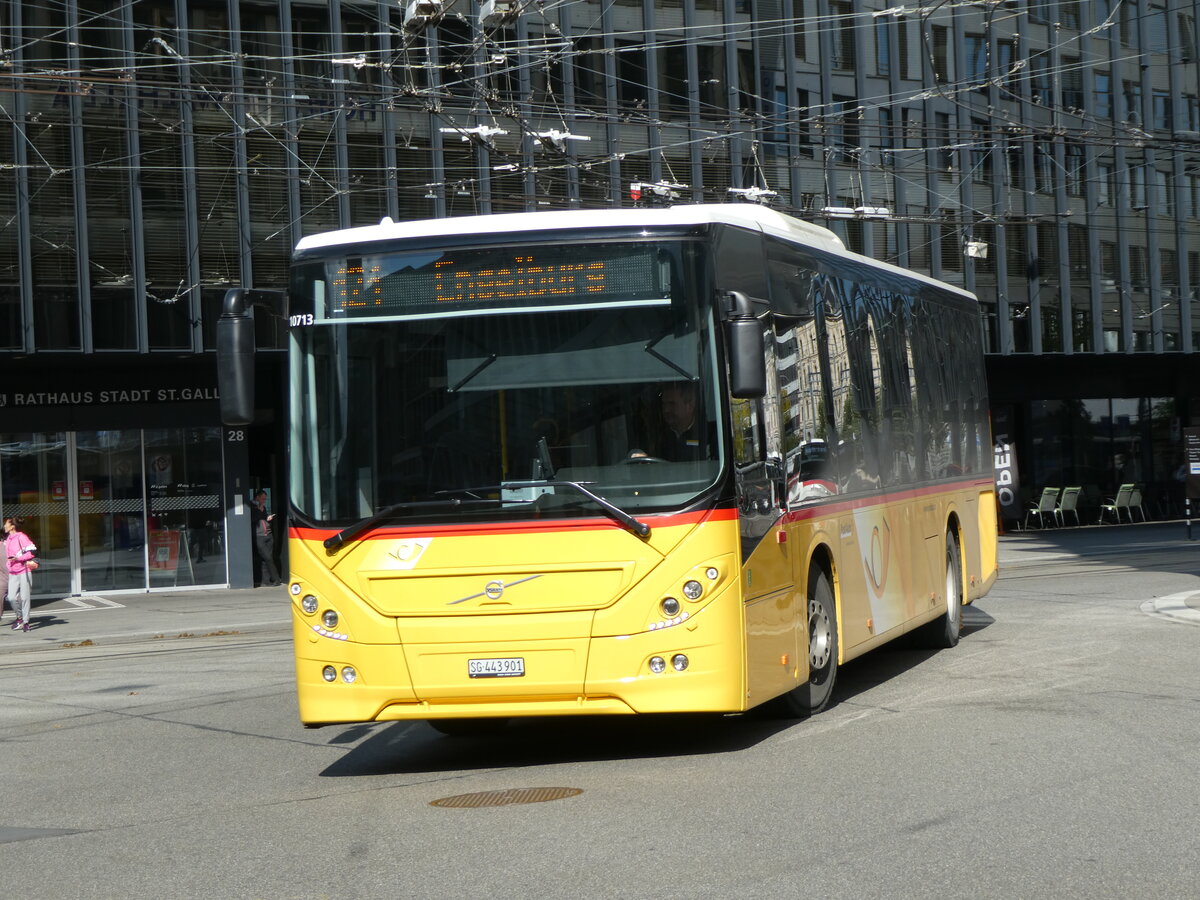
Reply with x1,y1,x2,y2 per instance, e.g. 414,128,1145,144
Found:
289,505,738,541
781,478,993,525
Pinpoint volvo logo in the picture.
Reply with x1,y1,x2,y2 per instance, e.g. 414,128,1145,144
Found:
449,574,543,605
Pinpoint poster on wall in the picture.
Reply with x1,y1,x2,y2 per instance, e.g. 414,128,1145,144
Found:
1185,427,1200,501
150,530,180,571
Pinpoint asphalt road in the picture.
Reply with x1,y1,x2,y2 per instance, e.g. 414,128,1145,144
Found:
1,532,1198,899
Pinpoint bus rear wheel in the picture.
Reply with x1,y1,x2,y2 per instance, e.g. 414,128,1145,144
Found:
915,532,962,649
775,568,839,717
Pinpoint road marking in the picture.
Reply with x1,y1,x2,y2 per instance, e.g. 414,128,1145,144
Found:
50,595,126,611
1140,591,1200,626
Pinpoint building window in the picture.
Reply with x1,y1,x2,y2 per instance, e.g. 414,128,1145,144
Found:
965,34,986,88
1036,222,1058,279
902,107,921,148
1152,91,1172,131
940,214,962,273
830,96,861,162
1161,248,1179,292
1129,245,1148,291
1006,141,1025,190
1129,165,1147,209
878,107,894,156
1065,143,1085,196
1030,56,1052,106
897,17,911,78
1035,141,1054,193
1120,1,1138,47
1094,72,1113,119
1100,241,1118,283
875,18,890,76
931,25,949,82
1156,170,1174,216
829,2,856,70
617,41,649,111
971,119,992,182
1097,163,1115,205
996,39,1015,91
1060,0,1081,30
1147,5,1170,53
934,112,954,173
1062,57,1083,111
796,88,813,157
1179,13,1197,62
1068,225,1089,279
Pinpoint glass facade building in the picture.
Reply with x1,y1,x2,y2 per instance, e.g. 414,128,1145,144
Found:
0,0,1196,591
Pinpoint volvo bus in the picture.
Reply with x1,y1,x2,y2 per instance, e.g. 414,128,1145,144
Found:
217,203,998,731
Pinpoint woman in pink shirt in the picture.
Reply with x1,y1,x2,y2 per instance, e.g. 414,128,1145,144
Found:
4,517,37,632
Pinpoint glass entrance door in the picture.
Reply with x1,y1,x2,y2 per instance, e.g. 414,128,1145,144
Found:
0,433,72,596
145,427,227,588
77,430,148,592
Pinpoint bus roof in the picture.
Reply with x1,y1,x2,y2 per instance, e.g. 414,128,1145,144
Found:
294,203,977,303
294,203,846,254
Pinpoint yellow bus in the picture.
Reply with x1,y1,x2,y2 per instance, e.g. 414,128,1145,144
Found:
218,203,997,731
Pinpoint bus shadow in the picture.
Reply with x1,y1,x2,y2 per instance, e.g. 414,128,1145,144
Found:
321,604,999,777
320,711,795,777
806,603,997,709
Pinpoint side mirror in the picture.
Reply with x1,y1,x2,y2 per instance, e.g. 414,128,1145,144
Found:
216,288,284,426
725,291,766,399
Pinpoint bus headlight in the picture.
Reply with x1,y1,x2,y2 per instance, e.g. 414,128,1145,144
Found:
661,597,681,617
648,656,666,674
290,583,302,596
322,610,339,629
301,595,319,615
682,580,703,600
672,654,689,671
322,666,337,682
341,667,357,683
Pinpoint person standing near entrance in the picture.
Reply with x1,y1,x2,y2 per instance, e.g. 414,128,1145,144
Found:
4,517,37,632
251,490,281,587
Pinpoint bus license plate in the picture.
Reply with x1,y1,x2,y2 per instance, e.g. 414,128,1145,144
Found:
468,657,525,678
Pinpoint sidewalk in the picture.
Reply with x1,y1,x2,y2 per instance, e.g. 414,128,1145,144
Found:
2,521,1196,654
0,584,291,654
998,518,1198,568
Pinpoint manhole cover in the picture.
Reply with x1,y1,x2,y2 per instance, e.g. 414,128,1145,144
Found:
430,787,583,808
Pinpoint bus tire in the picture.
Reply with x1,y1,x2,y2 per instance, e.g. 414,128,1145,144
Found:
916,532,962,649
427,718,509,737
774,568,839,717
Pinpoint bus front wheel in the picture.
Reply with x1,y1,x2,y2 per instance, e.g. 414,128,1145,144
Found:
775,568,839,717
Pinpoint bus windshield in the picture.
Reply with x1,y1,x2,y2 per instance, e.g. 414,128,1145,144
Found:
288,238,724,527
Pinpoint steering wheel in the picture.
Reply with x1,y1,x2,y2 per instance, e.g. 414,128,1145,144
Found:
623,454,668,464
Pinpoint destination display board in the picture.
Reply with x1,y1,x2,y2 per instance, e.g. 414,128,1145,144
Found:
324,243,670,319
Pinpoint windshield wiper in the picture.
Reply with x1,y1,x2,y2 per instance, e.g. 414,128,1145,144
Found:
504,479,651,538
323,498,497,551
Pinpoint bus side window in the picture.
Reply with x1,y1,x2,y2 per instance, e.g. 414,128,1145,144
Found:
731,397,764,466
714,227,769,299
824,278,882,493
